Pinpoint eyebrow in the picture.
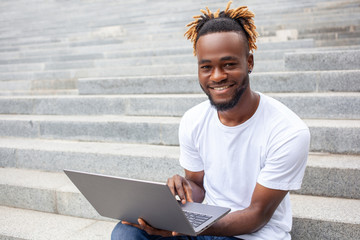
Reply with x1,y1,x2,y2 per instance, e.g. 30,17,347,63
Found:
198,56,239,64
198,59,211,64
221,56,239,61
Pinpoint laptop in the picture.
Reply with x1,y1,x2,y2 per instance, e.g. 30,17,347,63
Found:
64,169,230,236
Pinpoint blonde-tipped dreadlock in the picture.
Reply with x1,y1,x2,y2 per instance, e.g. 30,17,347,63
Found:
185,1,258,55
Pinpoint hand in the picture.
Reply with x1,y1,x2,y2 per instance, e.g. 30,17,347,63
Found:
122,218,181,237
167,174,193,204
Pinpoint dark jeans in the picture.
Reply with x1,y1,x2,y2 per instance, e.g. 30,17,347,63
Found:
111,222,239,240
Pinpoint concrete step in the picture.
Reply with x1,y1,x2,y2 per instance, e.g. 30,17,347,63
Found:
3,44,357,78
78,70,360,95
0,79,76,92
301,30,360,41
0,168,359,239
1,2,357,44
0,205,116,240
0,38,314,62
285,49,360,71
1,40,342,69
0,89,78,96
290,194,360,240
40,54,283,72
0,168,100,220
0,62,44,72
0,49,294,73
0,115,359,154
0,53,284,75
0,92,359,119
254,11,360,37
295,152,360,199
126,10,359,40
105,47,292,61
271,92,360,119
0,1,356,43
0,59,288,82
0,52,105,65
0,137,358,199
315,37,360,47
0,64,196,81
2,0,336,41
0,138,181,182
0,114,180,146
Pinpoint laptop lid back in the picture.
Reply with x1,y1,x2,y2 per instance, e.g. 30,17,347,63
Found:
64,169,196,235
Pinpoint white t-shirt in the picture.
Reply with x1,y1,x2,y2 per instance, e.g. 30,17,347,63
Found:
179,93,310,240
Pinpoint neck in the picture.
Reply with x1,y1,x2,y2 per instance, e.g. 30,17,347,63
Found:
217,89,260,127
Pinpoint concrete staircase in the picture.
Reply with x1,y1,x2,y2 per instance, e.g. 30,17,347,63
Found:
0,0,359,239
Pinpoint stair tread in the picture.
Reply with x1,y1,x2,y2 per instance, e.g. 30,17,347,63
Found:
1,91,359,99
0,137,179,158
290,194,360,224
0,114,359,125
0,205,116,240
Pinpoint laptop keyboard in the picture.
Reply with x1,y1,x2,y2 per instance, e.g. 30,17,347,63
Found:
183,210,212,228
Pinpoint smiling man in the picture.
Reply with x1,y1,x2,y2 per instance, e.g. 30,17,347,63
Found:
111,1,310,239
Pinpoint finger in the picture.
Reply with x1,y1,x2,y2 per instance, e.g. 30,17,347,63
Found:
167,177,176,196
138,218,173,237
168,175,186,202
138,218,148,230
174,178,187,203
172,231,181,236
183,182,193,203
122,220,142,230
179,178,194,203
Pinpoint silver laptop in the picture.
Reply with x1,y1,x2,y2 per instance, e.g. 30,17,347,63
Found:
64,169,230,236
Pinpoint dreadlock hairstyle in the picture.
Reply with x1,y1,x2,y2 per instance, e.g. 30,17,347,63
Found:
184,1,258,55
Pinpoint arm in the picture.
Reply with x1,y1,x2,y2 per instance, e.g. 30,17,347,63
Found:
167,171,288,236
202,183,288,236
126,180,287,237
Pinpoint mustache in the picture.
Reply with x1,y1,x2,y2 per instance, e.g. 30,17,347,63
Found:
207,79,235,88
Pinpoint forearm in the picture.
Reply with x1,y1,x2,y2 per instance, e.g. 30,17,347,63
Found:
186,178,205,203
201,184,288,237
201,207,266,236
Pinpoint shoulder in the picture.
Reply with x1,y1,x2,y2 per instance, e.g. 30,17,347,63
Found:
258,93,310,144
260,93,308,131
181,100,213,126
179,100,214,140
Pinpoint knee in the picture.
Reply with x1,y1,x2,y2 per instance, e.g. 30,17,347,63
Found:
111,221,146,240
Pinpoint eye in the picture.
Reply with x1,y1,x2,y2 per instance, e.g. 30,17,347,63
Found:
224,62,237,68
200,65,211,71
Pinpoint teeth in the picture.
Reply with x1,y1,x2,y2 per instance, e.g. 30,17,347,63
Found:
213,86,229,90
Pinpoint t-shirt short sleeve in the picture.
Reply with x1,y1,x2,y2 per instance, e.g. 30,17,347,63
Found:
178,110,204,172
257,129,310,191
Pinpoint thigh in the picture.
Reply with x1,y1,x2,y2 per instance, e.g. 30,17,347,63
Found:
195,236,240,240
111,222,158,240
111,222,239,240
111,222,191,240
160,236,238,240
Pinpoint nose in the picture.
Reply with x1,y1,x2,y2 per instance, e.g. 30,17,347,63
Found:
210,67,226,82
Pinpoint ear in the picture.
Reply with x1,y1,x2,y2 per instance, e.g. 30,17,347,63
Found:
247,53,254,73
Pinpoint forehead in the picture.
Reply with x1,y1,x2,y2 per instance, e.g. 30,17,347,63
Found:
195,31,248,59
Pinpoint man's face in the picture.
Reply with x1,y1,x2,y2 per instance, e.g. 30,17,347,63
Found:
196,31,253,111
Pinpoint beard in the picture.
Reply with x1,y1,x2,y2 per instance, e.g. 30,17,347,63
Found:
201,78,249,112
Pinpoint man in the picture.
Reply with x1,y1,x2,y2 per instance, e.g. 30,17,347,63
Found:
111,1,310,239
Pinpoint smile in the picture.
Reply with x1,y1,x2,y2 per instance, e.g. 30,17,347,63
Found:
209,84,234,91
213,86,230,90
